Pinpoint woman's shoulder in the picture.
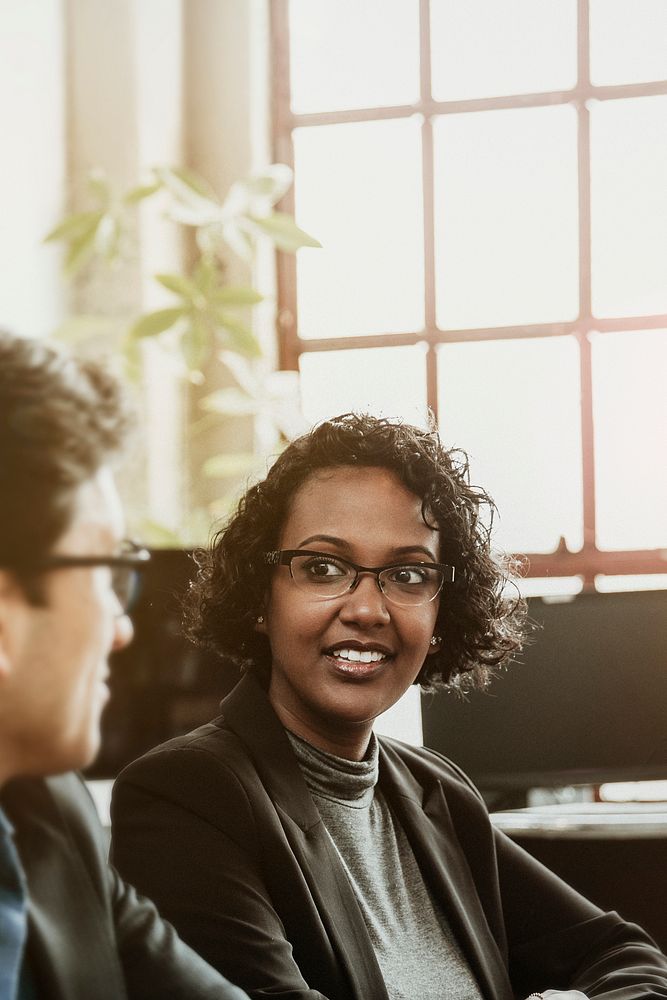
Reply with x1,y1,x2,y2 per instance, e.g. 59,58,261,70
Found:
377,734,488,810
114,712,259,806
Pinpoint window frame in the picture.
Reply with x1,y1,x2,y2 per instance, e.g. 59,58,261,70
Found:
270,0,667,586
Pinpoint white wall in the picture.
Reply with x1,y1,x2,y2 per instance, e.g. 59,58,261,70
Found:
0,0,66,335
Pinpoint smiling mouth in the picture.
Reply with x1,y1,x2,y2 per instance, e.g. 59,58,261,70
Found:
330,648,387,663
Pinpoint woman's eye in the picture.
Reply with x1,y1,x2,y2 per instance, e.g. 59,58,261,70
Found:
389,566,426,586
305,558,346,578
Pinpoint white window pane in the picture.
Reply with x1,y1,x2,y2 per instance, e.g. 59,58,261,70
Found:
591,96,667,318
299,345,428,426
590,0,667,86
430,0,577,101
289,0,419,113
437,337,583,553
596,575,667,593
514,577,584,598
592,330,667,550
294,118,424,339
434,105,579,329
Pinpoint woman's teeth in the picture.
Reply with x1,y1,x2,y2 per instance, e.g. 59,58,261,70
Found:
331,648,386,663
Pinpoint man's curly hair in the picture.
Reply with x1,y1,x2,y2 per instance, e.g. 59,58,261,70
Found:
185,413,526,691
0,331,134,579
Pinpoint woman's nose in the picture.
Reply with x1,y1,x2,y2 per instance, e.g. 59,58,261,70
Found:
338,572,391,626
112,612,135,652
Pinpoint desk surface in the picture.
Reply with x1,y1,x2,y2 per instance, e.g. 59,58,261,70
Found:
491,801,667,839
91,778,667,840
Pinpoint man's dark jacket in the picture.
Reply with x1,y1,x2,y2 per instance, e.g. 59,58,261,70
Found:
1,771,248,1000
111,673,667,999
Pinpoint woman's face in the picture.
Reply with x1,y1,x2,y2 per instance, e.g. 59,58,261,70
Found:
258,465,441,759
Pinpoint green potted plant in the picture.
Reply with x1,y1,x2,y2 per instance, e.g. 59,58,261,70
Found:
46,162,320,545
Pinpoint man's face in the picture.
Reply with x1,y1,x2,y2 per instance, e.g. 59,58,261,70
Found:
0,467,134,781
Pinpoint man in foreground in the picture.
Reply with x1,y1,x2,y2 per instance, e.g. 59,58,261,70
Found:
0,331,248,999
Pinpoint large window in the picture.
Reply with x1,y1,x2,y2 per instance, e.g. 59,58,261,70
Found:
271,0,667,590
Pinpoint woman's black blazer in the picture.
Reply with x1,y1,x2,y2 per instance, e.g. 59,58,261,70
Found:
111,673,667,1000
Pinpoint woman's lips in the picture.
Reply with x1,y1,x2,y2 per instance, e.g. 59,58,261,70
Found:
325,646,391,677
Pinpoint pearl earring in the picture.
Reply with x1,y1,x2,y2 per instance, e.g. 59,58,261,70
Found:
257,615,264,624
430,635,441,647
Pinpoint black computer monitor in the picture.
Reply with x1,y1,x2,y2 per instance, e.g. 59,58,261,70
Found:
87,549,241,779
421,589,667,794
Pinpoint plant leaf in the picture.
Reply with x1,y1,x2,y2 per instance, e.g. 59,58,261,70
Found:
200,387,259,416
51,314,121,344
212,286,263,307
203,451,260,479
129,307,186,340
155,273,198,299
94,213,121,260
213,310,262,357
64,216,105,276
196,221,228,258
219,219,255,261
121,334,144,385
241,163,293,204
160,166,218,202
155,166,222,225
86,168,112,208
44,210,104,244
193,255,221,295
180,319,211,370
250,212,321,252
167,202,222,227
123,182,161,204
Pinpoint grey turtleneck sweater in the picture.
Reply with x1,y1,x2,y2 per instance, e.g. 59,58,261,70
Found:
287,730,484,1000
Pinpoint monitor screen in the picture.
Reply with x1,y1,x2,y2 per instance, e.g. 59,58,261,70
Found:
421,589,667,792
87,549,241,779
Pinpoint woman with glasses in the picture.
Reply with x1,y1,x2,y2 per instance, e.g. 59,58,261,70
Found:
111,413,667,1000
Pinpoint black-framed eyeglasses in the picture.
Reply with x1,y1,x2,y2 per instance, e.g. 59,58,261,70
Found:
8,540,150,615
265,549,455,608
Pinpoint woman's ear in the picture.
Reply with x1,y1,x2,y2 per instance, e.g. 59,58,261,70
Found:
254,613,267,635
426,634,442,656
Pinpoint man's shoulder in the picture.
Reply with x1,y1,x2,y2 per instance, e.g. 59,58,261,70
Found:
2,771,93,822
2,772,107,859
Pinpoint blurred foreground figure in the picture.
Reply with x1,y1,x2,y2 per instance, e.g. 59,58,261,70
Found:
0,332,247,999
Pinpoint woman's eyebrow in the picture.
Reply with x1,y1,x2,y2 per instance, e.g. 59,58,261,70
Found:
297,534,347,549
296,536,439,563
393,545,439,562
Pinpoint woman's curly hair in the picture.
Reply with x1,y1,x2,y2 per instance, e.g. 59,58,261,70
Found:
184,412,526,691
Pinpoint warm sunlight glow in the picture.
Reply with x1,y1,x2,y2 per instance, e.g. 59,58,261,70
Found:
438,337,583,553
434,105,579,329
430,0,577,100
294,118,424,339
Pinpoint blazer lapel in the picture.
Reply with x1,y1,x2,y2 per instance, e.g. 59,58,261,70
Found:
220,675,389,1000
280,806,389,1000
379,744,514,1000
4,778,127,1000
